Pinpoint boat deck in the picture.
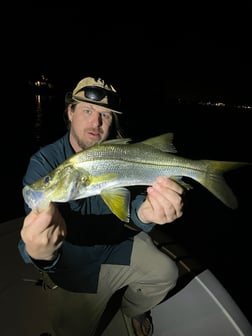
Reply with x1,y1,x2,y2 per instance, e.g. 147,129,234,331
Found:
1,217,251,336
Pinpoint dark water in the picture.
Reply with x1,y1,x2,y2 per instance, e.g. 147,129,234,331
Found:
2,91,66,223
2,90,252,323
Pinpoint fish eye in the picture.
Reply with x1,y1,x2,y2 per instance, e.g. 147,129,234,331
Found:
81,176,89,186
44,176,51,184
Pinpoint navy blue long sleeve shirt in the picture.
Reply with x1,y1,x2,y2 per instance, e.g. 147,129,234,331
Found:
18,132,155,293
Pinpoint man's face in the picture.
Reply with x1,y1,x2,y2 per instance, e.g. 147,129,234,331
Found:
68,102,113,152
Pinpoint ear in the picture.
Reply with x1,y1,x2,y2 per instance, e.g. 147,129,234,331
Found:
67,104,74,122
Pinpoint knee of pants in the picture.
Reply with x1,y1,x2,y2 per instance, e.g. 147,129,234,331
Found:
152,253,179,287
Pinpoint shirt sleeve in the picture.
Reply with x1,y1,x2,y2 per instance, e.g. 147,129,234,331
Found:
18,239,60,271
130,194,156,232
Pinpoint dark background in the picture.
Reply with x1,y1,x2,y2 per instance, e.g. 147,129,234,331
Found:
1,5,252,325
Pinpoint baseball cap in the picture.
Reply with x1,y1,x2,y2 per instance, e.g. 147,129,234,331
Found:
71,77,122,114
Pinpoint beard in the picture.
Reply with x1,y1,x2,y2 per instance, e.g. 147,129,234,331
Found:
71,127,107,151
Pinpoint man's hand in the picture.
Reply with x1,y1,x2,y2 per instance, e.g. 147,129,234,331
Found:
137,177,184,225
21,202,67,260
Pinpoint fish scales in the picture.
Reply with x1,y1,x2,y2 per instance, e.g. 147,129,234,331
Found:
23,133,251,222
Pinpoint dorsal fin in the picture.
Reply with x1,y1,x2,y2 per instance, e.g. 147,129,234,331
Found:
141,133,177,153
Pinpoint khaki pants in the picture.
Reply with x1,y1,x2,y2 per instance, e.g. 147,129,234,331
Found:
42,232,178,336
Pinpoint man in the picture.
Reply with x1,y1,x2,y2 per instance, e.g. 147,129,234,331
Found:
19,77,184,336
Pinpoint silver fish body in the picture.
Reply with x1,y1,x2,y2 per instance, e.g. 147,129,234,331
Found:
23,133,249,222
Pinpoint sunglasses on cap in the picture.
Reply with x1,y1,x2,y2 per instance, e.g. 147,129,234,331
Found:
75,86,121,111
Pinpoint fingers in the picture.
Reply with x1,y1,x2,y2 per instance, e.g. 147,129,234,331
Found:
152,176,184,195
146,177,184,223
21,202,67,260
23,203,58,232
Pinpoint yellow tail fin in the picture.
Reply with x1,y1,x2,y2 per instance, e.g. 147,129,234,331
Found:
198,160,250,209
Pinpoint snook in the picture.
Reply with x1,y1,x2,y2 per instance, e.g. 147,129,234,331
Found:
23,133,249,222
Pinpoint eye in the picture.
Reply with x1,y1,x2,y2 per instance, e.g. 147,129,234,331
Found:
101,112,112,121
44,176,51,184
84,108,92,115
81,176,89,186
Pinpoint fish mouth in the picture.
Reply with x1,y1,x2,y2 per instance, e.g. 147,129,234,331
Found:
22,186,47,210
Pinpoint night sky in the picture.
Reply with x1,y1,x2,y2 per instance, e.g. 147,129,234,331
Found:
6,4,251,105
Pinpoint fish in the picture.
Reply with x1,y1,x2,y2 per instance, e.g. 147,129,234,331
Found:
22,133,250,222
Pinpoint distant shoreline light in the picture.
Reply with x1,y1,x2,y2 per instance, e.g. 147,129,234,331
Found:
175,97,251,110
198,101,251,110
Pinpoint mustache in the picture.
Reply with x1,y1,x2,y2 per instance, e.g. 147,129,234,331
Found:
87,127,103,135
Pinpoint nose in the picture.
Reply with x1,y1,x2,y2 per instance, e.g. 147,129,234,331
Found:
91,112,103,127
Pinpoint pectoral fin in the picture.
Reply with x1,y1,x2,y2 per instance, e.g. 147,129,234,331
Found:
100,187,130,222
